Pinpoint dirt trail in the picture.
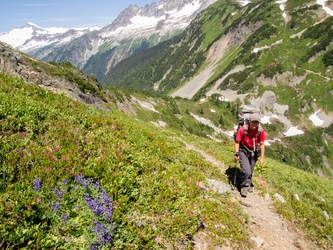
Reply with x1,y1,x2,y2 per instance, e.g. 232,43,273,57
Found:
185,143,318,249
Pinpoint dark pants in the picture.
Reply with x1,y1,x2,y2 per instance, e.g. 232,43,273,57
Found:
239,148,257,187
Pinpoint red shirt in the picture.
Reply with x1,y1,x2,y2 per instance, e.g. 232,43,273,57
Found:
236,124,266,148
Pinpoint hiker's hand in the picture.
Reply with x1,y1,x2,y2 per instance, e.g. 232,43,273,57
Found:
258,157,264,166
234,155,239,161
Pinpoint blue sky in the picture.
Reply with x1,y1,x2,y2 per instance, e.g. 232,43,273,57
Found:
0,0,159,33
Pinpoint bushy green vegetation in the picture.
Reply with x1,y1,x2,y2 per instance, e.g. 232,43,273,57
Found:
301,17,333,63
101,38,177,92
0,73,251,249
262,158,333,248
266,126,333,178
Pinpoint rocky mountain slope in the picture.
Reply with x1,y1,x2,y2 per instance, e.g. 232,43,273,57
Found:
0,41,106,105
101,0,333,176
0,0,218,80
103,0,333,129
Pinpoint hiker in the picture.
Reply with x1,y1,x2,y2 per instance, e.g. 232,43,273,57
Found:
234,113,266,197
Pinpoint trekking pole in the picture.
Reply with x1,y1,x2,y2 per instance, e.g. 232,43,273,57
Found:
234,160,238,187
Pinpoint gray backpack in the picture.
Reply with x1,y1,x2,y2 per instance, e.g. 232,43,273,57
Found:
233,105,262,145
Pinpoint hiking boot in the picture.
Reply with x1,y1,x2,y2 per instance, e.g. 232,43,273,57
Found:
248,186,254,193
240,187,248,197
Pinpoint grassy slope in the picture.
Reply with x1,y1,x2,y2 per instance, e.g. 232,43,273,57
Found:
183,135,333,248
0,73,250,249
1,71,332,248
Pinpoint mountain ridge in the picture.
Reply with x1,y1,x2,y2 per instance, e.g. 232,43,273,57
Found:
0,0,218,80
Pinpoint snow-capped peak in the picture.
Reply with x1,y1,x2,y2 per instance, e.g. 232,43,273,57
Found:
0,22,100,51
25,22,40,28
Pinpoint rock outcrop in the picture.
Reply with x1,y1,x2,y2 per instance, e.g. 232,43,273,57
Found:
0,41,105,106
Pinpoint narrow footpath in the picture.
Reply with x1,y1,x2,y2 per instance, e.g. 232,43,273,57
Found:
185,143,318,250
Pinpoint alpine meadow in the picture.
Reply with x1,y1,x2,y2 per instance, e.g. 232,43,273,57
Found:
0,0,332,249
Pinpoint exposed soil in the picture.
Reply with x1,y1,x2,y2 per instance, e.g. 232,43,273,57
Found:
185,143,319,249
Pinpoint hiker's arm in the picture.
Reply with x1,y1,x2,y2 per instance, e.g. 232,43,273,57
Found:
258,141,265,166
234,141,240,161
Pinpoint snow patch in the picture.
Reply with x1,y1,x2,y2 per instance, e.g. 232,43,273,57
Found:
238,0,251,6
252,39,283,53
218,96,229,102
276,0,287,21
252,46,270,53
309,111,325,126
261,115,279,124
210,109,216,113
317,0,333,16
284,127,305,137
266,138,282,145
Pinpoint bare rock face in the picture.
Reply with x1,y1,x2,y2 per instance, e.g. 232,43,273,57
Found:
0,41,105,106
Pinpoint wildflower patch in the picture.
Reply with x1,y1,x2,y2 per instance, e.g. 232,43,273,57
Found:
32,175,115,249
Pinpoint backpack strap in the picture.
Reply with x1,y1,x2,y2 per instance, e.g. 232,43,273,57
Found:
241,124,262,143
241,123,248,141
257,124,262,140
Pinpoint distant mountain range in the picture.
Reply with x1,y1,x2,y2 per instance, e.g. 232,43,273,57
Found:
0,0,218,80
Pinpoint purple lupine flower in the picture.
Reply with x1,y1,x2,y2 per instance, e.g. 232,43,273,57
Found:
84,193,91,203
94,181,100,190
62,178,68,185
90,242,99,250
52,188,63,200
92,221,102,235
101,189,110,205
33,178,42,192
82,178,93,189
54,203,61,213
87,198,104,217
61,214,68,224
100,230,112,244
92,221,112,247
104,209,113,223
100,189,113,222
50,202,61,213
75,174,84,183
